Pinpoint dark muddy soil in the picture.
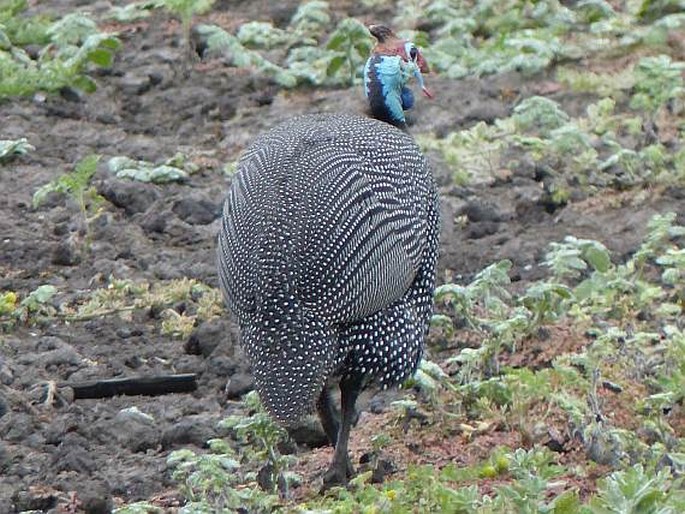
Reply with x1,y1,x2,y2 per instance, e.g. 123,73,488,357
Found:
1,1,683,513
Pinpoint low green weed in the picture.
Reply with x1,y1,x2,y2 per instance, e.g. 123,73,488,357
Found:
423,90,683,194
2,276,222,337
1,284,57,329
163,392,294,512
0,138,34,163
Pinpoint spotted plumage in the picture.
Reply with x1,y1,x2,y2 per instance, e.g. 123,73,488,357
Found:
216,25,438,487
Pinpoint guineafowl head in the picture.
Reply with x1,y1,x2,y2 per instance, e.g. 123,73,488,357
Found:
364,24,431,129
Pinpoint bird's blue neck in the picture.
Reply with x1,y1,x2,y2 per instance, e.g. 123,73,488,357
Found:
364,54,416,129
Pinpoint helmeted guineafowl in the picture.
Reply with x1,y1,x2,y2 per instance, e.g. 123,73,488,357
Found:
217,24,439,487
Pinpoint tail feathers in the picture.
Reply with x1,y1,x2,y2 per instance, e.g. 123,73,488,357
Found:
241,311,339,425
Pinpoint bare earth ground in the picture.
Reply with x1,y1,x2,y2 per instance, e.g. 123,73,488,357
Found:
0,1,683,512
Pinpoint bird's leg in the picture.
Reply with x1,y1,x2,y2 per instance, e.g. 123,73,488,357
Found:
316,387,340,446
322,374,362,489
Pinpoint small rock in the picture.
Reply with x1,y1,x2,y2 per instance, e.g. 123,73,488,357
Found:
206,353,238,378
82,486,113,514
0,413,37,442
12,488,58,512
462,101,508,124
172,197,221,225
139,211,168,233
0,442,9,473
173,354,203,374
59,86,85,103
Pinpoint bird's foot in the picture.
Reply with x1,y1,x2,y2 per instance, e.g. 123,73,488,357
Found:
321,456,355,491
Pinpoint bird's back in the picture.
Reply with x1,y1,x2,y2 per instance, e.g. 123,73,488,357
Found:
217,112,439,423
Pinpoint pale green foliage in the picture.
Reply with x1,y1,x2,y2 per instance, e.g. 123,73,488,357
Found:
417,122,506,185
630,54,685,115
1,284,58,326
73,277,222,337
0,0,50,46
167,440,278,512
200,10,375,88
162,393,293,511
220,391,297,496
423,88,683,192
157,0,215,22
237,21,292,49
107,2,157,23
0,5,119,98
2,276,223,335
303,447,582,513
107,154,194,183
197,24,298,88
289,0,331,39
156,0,215,64
590,465,684,513
113,502,161,514
186,2,375,87
0,137,34,163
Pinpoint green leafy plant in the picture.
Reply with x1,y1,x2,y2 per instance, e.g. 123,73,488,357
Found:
590,465,684,513
33,154,103,249
630,54,685,117
197,24,298,87
157,0,215,63
220,391,297,497
165,392,293,512
1,284,57,327
324,18,373,86
167,439,279,512
0,6,119,98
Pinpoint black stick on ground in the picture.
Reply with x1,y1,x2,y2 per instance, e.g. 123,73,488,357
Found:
62,373,198,400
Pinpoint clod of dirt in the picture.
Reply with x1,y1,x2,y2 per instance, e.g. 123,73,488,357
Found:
52,235,83,266
466,221,500,240
184,319,226,357
120,72,153,96
100,179,161,216
52,433,96,474
223,371,254,399
110,407,161,452
172,196,221,225
161,415,217,449
0,357,13,386
287,417,328,449
462,200,505,223
11,487,59,513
